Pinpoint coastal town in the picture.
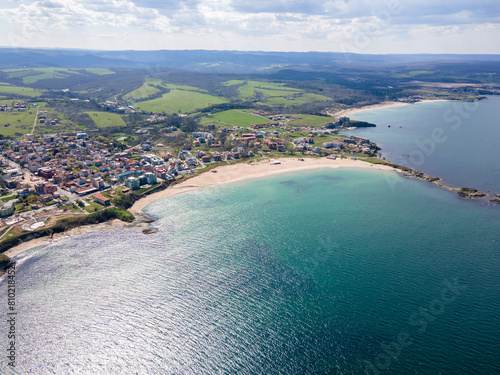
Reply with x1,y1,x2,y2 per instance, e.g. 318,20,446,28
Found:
0,62,496,256
0,106,379,242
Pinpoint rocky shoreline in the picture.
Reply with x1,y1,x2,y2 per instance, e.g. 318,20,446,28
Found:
397,166,498,203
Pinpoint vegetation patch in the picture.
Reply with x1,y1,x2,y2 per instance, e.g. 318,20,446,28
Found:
84,68,115,75
124,83,161,100
85,111,126,128
136,90,228,114
0,253,14,270
0,108,38,137
0,85,42,97
206,110,270,127
221,80,333,107
286,114,332,127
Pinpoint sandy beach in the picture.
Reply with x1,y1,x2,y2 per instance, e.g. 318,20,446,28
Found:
331,99,447,118
130,157,394,213
4,219,134,258
4,157,395,258
331,101,409,118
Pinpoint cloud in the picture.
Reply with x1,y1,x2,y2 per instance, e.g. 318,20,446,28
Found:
0,0,498,53
229,0,324,14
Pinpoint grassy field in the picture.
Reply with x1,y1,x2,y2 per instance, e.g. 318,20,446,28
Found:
86,111,126,128
285,114,333,127
84,68,115,75
222,80,332,106
83,201,105,213
0,85,42,97
203,110,271,127
136,90,228,113
125,82,210,101
0,104,37,136
123,80,160,100
266,92,333,106
2,68,115,84
3,68,76,84
163,83,209,92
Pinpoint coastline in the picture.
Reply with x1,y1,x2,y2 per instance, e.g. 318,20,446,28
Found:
331,99,448,118
4,219,136,259
129,157,394,214
5,158,395,258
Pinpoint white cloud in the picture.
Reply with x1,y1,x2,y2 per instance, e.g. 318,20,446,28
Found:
0,0,498,53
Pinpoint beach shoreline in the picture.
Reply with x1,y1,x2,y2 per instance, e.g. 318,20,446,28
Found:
331,99,448,118
129,157,394,213
6,158,395,258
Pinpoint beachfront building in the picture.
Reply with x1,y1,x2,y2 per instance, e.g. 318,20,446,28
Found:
125,177,140,190
144,172,157,185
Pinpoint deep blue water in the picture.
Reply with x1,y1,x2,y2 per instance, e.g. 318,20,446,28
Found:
346,96,500,192
1,168,499,374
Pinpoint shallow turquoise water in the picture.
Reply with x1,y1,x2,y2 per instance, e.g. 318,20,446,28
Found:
1,168,499,374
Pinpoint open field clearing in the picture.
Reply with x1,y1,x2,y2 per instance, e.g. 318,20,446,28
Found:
0,84,42,97
136,90,228,113
203,110,271,127
86,111,126,128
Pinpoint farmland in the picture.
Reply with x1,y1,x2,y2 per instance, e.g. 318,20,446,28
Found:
136,89,228,114
221,80,333,106
285,114,332,127
85,111,126,128
0,84,42,98
2,68,115,84
202,110,270,127
0,104,37,136
123,81,162,100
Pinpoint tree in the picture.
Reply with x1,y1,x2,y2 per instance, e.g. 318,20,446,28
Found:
26,195,39,206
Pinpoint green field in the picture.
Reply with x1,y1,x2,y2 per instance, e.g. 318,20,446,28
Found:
84,201,105,213
84,68,115,75
266,93,333,106
0,85,42,97
204,110,271,127
0,107,37,136
2,67,115,84
163,84,209,92
136,90,228,114
285,114,333,127
3,68,76,84
86,111,126,128
124,82,161,100
125,82,210,101
222,80,332,106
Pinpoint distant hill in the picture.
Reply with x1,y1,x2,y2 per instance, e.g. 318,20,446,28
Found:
1,48,500,74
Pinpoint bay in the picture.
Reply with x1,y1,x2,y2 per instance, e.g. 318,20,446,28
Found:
1,168,499,374
347,96,500,192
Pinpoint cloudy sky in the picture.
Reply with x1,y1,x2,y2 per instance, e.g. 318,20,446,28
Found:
1,0,499,53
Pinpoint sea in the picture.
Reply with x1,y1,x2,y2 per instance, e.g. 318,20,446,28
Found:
1,101,500,374
346,96,500,193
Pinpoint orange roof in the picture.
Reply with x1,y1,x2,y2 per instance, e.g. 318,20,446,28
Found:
92,193,110,202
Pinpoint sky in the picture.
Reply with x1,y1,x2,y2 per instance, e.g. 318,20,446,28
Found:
0,0,499,54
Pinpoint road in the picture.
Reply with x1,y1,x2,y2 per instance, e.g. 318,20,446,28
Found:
31,105,39,134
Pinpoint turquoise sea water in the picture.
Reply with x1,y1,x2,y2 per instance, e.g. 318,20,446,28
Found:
347,96,500,192
1,168,499,374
